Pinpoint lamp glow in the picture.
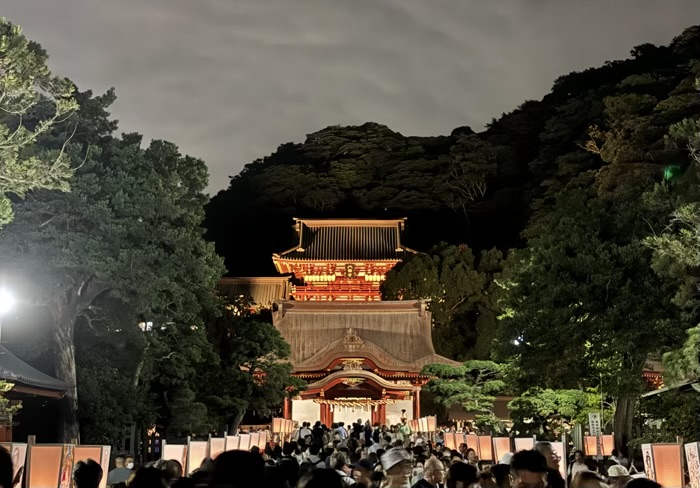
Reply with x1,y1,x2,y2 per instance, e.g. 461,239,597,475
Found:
0,288,14,315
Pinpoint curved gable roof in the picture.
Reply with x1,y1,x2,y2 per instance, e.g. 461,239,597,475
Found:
272,300,459,372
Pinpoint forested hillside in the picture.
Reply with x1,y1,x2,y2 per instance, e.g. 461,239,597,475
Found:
206,26,700,276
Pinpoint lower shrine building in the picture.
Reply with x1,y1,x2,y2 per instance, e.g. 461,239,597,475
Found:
219,218,459,426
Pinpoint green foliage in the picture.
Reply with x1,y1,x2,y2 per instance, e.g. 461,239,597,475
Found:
0,381,21,425
422,360,505,430
382,243,504,359
203,298,301,432
498,179,683,447
0,18,78,226
662,326,700,383
0,88,225,439
508,388,606,439
634,391,700,447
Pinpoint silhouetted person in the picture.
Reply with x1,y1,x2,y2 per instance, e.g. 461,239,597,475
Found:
211,450,265,488
625,480,662,488
74,460,103,488
129,467,167,488
298,469,344,488
0,447,12,488
510,450,548,488
447,462,477,488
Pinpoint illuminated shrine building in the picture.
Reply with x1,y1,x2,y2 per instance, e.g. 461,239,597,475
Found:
272,218,416,301
268,218,459,426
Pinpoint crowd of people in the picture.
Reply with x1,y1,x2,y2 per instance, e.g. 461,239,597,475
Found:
0,419,673,488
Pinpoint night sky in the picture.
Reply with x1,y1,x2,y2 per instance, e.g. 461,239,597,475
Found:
2,1,697,193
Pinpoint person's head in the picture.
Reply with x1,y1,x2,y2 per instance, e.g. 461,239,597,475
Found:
351,459,374,484
510,450,548,488
606,464,629,478
114,456,126,468
490,463,511,488
447,461,478,488
534,442,559,471
611,449,619,458
478,472,497,488
74,460,104,488
625,480,662,488
458,443,468,454
466,448,478,463
128,467,167,488
584,458,600,473
332,452,352,475
424,456,446,485
572,471,607,488
161,459,183,483
125,456,135,470
309,443,322,456
381,448,412,485
211,451,265,488
297,468,344,488
574,450,584,463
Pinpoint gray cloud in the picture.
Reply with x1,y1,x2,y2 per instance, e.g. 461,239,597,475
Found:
1,0,697,193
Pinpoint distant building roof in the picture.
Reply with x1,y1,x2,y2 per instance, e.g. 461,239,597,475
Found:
271,299,459,372
0,346,67,397
216,277,290,309
273,218,416,263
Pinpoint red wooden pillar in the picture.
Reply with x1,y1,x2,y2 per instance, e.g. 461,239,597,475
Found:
283,397,292,420
378,402,387,425
320,403,332,427
413,390,421,419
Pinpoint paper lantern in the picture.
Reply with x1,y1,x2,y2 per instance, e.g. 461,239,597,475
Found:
225,436,240,451
208,438,226,459
514,437,535,452
272,418,282,433
650,444,684,488
162,443,188,472
584,436,596,456
427,416,437,433
238,434,251,451
602,435,614,456
74,446,111,488
25,444,76,488
466,434,478,451
493,438,511,464
250,432,261,449
478,436,493,461
444,433,456,450
187,441,208,475
684,442,700,488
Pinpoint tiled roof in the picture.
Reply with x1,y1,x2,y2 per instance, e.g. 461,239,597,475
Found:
216,277,290,309
271,300,460,372
0,346,67,392
276,219,413,261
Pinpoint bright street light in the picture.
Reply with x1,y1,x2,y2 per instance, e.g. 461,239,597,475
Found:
0,288,15,345
0,288,14,316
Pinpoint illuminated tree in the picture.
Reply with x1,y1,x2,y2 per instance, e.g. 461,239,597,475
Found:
0,19,78,226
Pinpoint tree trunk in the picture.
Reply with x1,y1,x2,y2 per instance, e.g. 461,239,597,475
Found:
49,277,109,443
229,410,246,435
49,295,81,443
613,393,636,453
